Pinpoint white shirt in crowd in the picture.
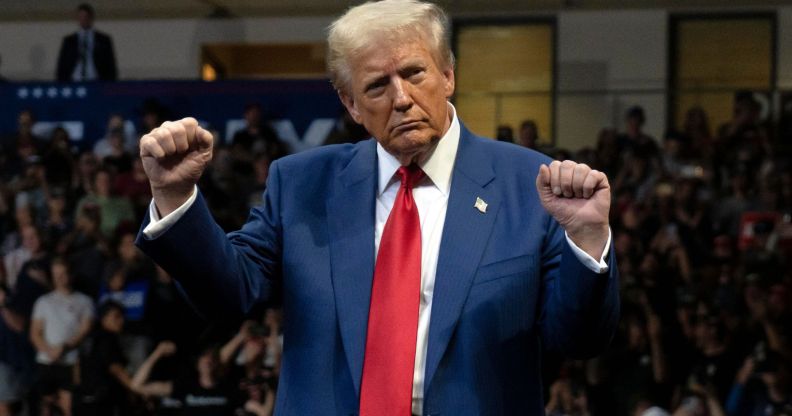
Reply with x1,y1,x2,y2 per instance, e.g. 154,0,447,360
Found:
32,291,94,365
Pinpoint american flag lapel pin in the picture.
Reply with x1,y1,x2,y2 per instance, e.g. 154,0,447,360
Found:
474,197,488,214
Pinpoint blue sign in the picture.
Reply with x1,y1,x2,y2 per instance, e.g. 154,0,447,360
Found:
0,79,345,152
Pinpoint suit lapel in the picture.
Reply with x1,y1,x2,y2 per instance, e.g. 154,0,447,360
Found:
424,126,500,392
326,140,378,396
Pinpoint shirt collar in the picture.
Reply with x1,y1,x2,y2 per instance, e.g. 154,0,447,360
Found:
376,102,460,196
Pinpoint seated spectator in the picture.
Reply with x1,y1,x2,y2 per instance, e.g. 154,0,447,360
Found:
114,158,151,219
74,301,132,416
518,119,540,150
726,350,792,416
2,224,42,291
495,124,514,143
219,320,277,415
132,341,240,416
98,261,151,371
61,206,107,298
70,151,99,204
682,106,713,162
617,106,660,164
30,258,93,416
322,108,370,145
100,129,133,175
42,188,73,252
1,110,45,181
74,168,135,238
231,103,286,163
715,92,770,186
93,114,137,159
42,127,75,190
0,236,50,416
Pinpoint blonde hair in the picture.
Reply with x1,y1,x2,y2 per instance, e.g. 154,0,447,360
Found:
327,0,455,93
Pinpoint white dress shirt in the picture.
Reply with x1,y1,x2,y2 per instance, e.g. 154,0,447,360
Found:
142,103,611,415
71,29,98,81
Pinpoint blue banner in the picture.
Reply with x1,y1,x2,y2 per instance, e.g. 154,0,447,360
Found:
0,79,345,152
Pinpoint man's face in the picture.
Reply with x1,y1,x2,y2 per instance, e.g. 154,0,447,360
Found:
51,263,71,290
339,36,455,164
77,10,93,30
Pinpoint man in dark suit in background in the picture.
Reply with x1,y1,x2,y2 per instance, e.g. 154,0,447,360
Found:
56,3,118,82
135,1,620,414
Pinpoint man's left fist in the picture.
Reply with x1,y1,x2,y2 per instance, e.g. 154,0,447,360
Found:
536,160,610,259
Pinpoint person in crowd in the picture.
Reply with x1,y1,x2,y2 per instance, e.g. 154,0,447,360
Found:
60,205,107,298
230,103,286,162
0,227,50,416
131,341,240,415
74,168,135,238
518,119,540,150
1,110,45,181
219,320,277,415
29,258,93,416
93,114,137,158
42,127,75,190
495,124,514,142
74,301,133,416
3,224,42,292
617,106,660,164
98,230,156,372
715,92,771,191
114,158,151,219
682,106,713,162
322,108,371,145
55,3,118,82
42,188,73,252
726,352,792,416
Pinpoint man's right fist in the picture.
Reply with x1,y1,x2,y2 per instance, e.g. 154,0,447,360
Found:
139,117,213,216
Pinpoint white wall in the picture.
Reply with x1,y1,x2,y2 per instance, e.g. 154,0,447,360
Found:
2,7,791,150
0,16,333,80
556,10,667,150
778,6,792,89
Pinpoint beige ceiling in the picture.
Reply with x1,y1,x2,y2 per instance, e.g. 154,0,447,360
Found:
1,0,790,21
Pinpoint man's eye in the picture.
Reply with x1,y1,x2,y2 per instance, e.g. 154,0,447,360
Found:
408,68,424,78
365,81,387,93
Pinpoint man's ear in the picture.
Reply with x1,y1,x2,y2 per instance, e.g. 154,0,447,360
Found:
443,67,455,99
338,90,363,125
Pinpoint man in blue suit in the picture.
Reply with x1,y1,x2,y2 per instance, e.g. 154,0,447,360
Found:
135,1,619,414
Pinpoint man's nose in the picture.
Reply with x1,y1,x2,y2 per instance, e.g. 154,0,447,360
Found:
391,77,413,112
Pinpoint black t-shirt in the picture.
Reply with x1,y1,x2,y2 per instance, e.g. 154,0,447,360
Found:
172,377,238,416
79,329,128,401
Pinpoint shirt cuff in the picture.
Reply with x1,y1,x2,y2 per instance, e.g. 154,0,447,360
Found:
141,186,198,240
564,228,612,274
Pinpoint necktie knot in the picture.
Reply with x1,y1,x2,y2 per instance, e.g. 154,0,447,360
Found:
397,164,424,190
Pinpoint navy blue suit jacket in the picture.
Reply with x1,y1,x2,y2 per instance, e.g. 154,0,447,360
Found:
136,124,620,415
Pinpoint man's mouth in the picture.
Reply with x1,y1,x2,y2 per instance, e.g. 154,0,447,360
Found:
393,120,423,133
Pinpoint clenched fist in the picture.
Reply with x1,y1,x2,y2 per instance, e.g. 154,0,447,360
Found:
536,160,610,259
139,117,213,216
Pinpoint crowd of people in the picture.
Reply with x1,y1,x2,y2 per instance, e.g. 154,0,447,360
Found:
0,83,790,416
0,104,286,416
538,94,792,416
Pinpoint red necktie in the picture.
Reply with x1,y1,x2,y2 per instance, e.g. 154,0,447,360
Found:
360,164,424,416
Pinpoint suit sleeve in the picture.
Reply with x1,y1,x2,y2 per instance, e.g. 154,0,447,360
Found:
55,37,71,82
104,34,118,81
537,216,620,359
134,161,285,319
